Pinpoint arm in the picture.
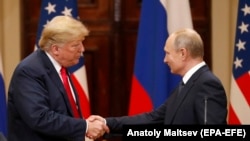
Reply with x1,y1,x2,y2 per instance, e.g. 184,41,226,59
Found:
195,76,228,124
9,66,86,140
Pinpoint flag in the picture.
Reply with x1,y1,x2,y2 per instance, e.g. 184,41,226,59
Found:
228,0,250,124
128,0,193,115
36,0,91,118
0,51,7,137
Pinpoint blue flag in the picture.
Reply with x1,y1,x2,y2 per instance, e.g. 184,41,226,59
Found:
128,0,193,115
0,52,7,137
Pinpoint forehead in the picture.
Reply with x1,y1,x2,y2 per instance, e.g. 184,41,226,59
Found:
65,38,84,44
165,35,175,50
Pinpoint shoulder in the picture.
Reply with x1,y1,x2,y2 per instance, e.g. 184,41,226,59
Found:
13,50,50,77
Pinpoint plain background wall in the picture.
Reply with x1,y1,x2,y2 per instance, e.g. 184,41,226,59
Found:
0,0,21,94
0,0,238,101
212,0,238,101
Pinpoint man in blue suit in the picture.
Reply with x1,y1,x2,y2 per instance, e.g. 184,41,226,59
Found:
89,28,228,137
7,16,109,141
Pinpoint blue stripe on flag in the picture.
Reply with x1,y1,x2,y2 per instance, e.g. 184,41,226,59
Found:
0,72,7,136
134,0,181,108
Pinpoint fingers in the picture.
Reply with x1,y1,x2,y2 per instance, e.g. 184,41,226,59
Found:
86,115,109,140
102,123,110,133
87,115,105,122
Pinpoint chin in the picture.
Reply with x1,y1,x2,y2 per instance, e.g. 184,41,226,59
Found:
170,70,175,74
74,61,79,65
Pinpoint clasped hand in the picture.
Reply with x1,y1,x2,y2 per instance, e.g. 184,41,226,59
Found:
86,115,109,140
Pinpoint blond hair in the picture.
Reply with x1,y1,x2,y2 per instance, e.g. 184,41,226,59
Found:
38,16,89,50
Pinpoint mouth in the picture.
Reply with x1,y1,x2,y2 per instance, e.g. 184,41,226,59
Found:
76,55,81,59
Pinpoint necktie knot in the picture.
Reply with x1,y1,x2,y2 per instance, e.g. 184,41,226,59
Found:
181,81,185,86
177,80,185,97
60,67,67,75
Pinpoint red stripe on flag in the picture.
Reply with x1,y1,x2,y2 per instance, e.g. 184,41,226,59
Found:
228,104,240,124
128,76,153,115
228,0,250,124
70,74,91,118
236,73,250,106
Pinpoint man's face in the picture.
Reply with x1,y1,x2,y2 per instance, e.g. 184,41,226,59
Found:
163,36,183,75
56,39,84,67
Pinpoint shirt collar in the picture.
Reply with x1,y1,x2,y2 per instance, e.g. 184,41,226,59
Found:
45,52,62,74
182,61,206,84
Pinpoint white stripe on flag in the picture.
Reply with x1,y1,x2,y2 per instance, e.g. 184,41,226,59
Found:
230,75,250,124
73,65,89,99
160,0,193,34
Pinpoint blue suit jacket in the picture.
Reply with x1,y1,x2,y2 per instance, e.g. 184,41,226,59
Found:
8,49,86,141
106,65,228,131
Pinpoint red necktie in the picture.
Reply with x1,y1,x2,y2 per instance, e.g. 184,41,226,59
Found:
60,67,80,118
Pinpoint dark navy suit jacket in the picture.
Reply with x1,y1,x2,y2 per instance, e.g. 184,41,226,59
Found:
106,65,228,131
8,49,86,141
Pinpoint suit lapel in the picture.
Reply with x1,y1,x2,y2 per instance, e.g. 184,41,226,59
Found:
38,49,75,116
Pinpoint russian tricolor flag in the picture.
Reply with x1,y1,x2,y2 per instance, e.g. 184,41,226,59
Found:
129,0,193,115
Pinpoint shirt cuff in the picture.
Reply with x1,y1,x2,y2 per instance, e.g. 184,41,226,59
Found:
85,121,88,133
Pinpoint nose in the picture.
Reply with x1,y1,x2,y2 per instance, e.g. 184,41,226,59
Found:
163,55,167,63
80,43,84,53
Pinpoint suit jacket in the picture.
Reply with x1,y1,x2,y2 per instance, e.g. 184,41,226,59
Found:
8,49,86,141
106,65,228,132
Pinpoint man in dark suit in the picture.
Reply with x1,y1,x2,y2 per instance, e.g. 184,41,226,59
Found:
7,16,108,141
89,28,228,135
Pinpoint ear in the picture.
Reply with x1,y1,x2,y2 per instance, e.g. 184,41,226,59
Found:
180,47,187,59
51,44,60,56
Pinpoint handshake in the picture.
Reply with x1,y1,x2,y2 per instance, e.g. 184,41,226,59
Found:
86,115,110,140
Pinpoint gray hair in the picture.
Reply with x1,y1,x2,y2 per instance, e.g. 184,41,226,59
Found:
173,28,204,58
